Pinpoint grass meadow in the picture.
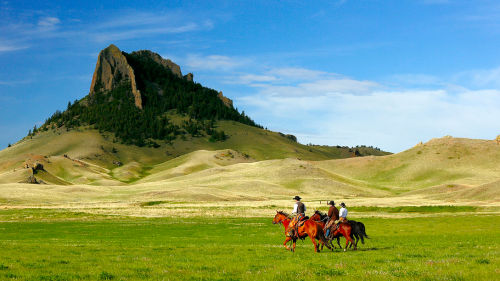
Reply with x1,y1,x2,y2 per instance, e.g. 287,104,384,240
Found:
0,209,499,280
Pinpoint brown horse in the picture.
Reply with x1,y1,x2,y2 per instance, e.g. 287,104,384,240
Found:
272,211,332,252
311,210,369,249
309,210,357,251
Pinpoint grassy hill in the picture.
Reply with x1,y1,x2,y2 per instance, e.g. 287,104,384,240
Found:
0,114,388,187
2,131,500,208
314,136,500,197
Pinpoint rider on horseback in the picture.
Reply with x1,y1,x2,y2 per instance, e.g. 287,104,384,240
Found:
324,200,339,238
338,202,348,222
289,196,306,238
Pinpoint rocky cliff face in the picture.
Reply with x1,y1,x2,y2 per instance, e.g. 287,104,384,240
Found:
89,44,143,109
130,50,194,82
218,91,233,108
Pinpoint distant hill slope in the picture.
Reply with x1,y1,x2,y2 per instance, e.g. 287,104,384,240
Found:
315,136,500,195
2,134,500,205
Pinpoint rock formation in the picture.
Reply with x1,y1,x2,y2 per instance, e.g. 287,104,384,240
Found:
184,73,194,82
89,45,198,110
89,45,241,110
27,175,38,184
218,91,233,108
130,50,194,82
33,162,44,171
89,44,143,109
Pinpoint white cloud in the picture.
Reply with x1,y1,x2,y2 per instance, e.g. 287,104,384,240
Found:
452,66,500,89
93,23,199,42
0,43,27,52
239,87,500,152
37,17,60,27
229,74,278,84
390,74,441,85
468,67,500,87
185,54,245,71
1,10,214,49
254,78,383,97
266,67,334,81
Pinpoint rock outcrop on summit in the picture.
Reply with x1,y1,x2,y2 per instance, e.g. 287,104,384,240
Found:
131,50,194,82
89,44,143,109
89,45,198,110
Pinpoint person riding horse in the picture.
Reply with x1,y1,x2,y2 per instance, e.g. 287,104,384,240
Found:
324,200,339,238
288,196,307,238
338,202,348,222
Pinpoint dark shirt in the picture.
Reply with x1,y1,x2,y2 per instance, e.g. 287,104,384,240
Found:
296,202,305,215
328,206,339,221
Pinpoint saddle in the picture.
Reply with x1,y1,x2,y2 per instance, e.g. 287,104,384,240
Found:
287,215,309,238
297,216,309,227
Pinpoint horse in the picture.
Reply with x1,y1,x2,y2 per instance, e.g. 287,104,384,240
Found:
310,211,341,249
311,210,371,249
309,210,357,251
272,211,332,252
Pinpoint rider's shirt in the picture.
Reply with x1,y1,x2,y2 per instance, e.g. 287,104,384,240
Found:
293,201,306,215
328,206,339,221
339,207,347,218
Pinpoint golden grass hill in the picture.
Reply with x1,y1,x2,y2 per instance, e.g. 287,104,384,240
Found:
5,45,499,206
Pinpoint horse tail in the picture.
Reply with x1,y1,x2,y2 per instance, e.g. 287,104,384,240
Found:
355,222,369,244
349,221,362,244
360,222,370,240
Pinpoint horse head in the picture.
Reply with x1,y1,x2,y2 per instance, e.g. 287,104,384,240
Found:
273,211,289,224
311,210,326,222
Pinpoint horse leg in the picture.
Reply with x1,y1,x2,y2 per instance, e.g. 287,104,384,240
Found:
283,237,293,251
318,238,329,252
336,237,342,249
349,234,358,249
311,236,319,252
344,235,356,252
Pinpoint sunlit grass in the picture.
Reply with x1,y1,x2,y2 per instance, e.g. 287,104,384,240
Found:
0,210,499,280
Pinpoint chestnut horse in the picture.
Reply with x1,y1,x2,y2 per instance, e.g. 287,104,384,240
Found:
309,210,357,251
272,211,332,252
311,210,369,248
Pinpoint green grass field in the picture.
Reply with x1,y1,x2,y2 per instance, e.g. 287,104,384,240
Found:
0,210,499,280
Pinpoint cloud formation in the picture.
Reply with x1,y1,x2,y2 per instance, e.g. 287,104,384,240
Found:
186,54,246,71
37,17,60,27
239,87,500,152
0,10,216,50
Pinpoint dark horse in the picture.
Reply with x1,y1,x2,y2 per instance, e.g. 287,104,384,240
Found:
309,210,358,251
272,211,332,252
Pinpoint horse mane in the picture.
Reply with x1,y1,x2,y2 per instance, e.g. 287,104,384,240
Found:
314,210,328,220
278,211,292,219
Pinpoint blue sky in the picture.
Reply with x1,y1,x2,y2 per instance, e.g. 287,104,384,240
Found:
2,0,500,153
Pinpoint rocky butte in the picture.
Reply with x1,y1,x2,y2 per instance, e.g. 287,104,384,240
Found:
89,44,233,109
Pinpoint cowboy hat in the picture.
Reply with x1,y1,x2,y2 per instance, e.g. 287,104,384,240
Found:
328,201,335,205
293,196,301,201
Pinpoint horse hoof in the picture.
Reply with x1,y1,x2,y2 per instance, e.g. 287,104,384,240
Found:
344,249,346,252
